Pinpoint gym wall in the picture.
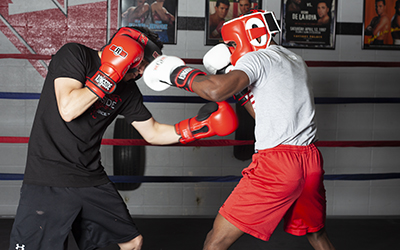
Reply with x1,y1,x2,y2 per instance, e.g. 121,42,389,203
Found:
0,0,399,217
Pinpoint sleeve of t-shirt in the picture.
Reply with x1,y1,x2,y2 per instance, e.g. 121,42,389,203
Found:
48,43,89,84
119,81,153,124
234,51,271,88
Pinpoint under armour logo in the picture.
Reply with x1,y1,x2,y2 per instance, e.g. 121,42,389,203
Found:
109,44,128,58
15,244,25,250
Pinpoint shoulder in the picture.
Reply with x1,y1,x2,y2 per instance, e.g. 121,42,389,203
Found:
57,42,81,52
125,6,136,12
55,43,90,57
239,48,275,62
380,15,390,24
49,43,98,81
53,43,96,65
238,46,303,67
152,2,161,10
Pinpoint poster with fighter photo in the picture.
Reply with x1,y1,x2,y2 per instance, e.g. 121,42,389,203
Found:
363,0,400,49
120,0,178,44
205,0,262,45
280,0,337,49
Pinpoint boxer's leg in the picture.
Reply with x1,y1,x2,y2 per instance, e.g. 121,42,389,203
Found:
203,213,244,250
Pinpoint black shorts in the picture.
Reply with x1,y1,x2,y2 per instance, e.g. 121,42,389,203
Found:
9,183,140,250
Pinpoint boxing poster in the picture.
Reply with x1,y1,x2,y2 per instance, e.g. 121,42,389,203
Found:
363,0,400,49
120,0,178,44
205,0,262,45
280,0,337,49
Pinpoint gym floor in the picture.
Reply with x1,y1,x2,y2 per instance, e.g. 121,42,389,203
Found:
1,216,399,250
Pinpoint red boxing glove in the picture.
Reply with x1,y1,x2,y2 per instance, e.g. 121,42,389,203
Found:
86,34,144,99
175,101,238,144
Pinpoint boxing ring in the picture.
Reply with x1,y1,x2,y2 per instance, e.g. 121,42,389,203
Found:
1,55,400,186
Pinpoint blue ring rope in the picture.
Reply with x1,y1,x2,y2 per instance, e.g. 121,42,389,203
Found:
1,92,400,104
0,173,399,182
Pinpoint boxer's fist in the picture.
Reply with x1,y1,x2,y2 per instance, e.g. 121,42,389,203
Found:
211,20,224,38
143,55,185,91
175,101,238,144
203,43,234,75
86,34,144,98
143,55,206,92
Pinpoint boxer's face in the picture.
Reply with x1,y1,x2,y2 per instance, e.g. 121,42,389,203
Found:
317,3,329,18
139,60,149,73
215,3,229,19
375,1,386,15
239,0,251,14
124,59,149,81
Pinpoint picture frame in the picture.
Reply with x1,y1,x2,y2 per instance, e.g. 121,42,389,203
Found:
280,0,337,49
363,0,400,49
205,0,262,45
120,0,178,44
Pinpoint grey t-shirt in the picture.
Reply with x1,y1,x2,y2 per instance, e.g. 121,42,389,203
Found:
234,45,317,150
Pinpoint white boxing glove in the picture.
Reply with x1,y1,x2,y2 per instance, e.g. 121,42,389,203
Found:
143,55,185,91
203,43,234,75
143,55,207,92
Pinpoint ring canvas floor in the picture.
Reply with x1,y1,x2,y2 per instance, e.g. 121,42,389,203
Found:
1,216,399,250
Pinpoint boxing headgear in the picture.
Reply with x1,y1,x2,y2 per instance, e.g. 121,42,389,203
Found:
221,10,280,65
115,27,162,63
110,27,163,79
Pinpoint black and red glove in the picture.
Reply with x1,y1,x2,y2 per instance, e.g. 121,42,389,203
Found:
175,101,238,144
85,31,144,99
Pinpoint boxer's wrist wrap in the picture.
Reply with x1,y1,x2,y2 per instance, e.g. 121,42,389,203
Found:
233,88,250,106
170,66,206,92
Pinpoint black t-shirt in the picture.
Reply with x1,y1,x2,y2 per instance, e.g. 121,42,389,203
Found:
23,43,152,187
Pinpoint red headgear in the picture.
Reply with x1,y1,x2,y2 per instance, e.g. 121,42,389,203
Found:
221,10,280,65
107,27,162,64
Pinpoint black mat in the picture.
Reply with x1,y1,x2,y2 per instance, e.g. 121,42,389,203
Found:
1,217,399,250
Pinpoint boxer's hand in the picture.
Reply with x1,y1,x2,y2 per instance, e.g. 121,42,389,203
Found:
203,43,234,75
210,20,224,38
85,34,144,99
143,55,206,92
175,101,238,144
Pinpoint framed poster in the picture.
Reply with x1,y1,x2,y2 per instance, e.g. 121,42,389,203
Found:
120,0,178,44
363,0,400,49
280,0,337,49
205,0,262,45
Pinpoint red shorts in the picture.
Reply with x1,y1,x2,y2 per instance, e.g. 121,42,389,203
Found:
219,144,326,241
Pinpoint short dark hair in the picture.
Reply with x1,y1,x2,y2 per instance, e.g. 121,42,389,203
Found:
376,0,385,5
216,0,230,8
130,26,163,51
318,0,331,9
239,0,251,4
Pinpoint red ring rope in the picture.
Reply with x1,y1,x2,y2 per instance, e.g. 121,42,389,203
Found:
0,136,399,147
1,54,400,67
